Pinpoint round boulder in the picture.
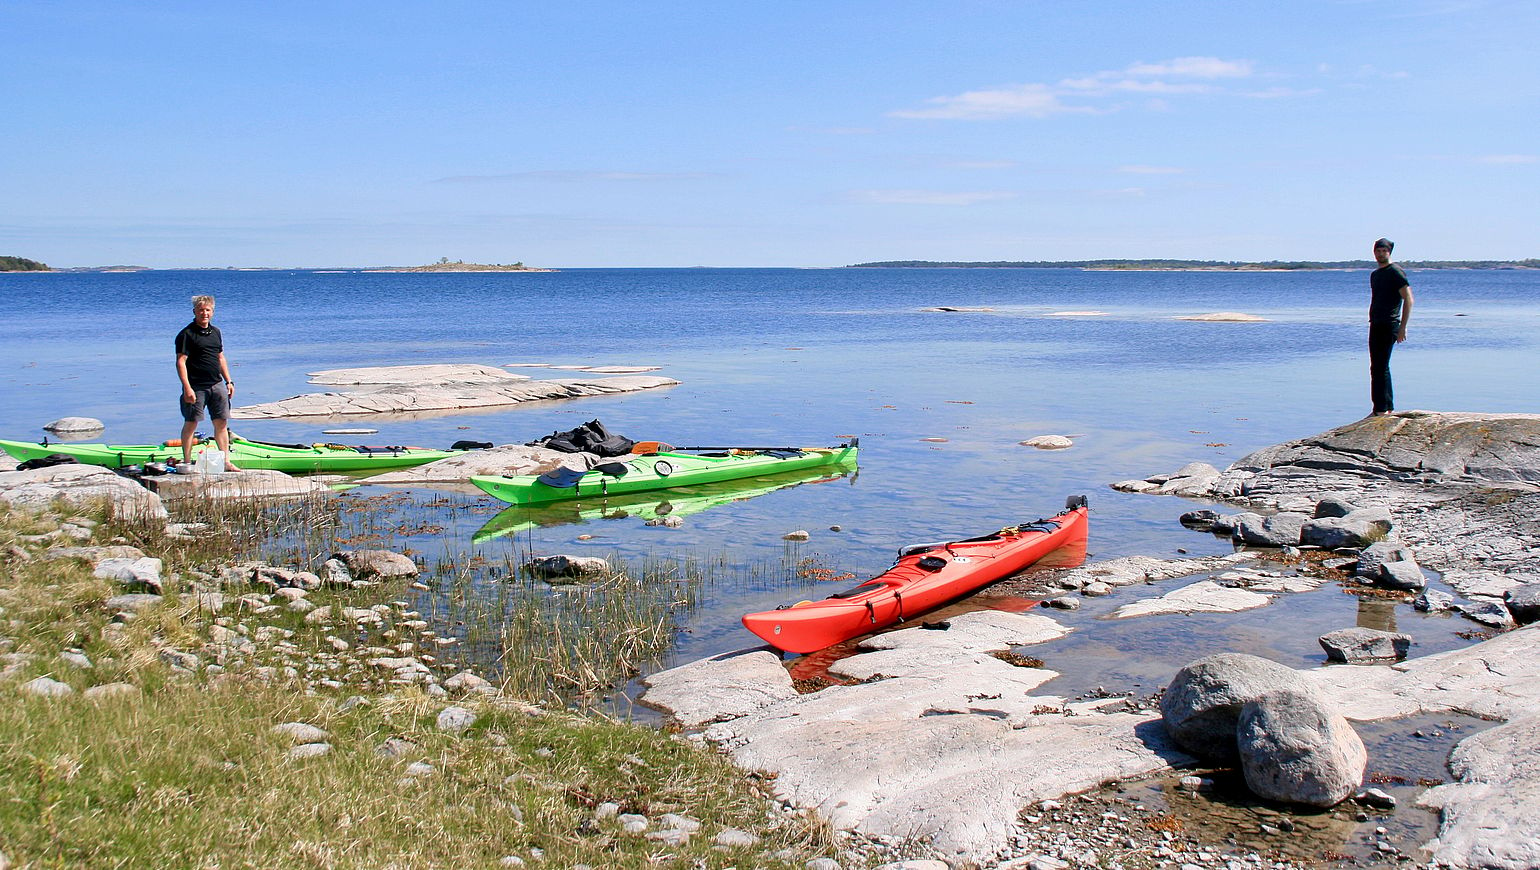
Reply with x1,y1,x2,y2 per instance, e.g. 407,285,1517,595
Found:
1237,687,1366,807
1160,653,1309,762
44,416,105,434
337,549,418,581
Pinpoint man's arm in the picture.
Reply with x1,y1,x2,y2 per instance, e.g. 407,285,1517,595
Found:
218,352,235,397
176,353,195,402
1396,285,1414,342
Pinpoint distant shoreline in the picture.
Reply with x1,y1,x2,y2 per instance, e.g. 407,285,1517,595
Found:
848,258,1539,271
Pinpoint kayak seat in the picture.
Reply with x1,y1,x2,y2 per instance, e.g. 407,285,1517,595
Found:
764,449,806,459
594,462,630,477
537,466,590,488
829,581,887,599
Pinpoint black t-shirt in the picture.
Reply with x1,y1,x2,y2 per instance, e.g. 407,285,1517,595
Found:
175,323,224,387
1369,264,1409,324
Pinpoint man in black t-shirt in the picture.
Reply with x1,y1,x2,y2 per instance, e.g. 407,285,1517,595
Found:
174,294,242,470
1368,238,1414,416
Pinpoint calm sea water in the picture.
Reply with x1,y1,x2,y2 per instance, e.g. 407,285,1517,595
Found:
4,267,1538,703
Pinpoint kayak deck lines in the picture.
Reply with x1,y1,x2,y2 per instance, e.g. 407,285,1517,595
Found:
469,440,858,506
742,495,1089,654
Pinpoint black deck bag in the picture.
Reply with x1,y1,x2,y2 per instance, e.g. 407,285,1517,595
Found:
17,454,81,471
527,419,635,458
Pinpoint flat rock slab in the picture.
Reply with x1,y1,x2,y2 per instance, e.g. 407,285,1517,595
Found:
1110,579,1272,619
639,648,799,728
1043,552,1257,589
364,444,594,484
707,706,1186,860
0,464,166,521
644,625,1187,862
306,364,532,385
857,610,1069,652
1174,312,1268,322
1419,713,1540,870
143,470,332,500
1215,411,1540,492
232,374,679,420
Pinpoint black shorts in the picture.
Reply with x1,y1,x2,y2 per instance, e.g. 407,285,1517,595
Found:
181,382,231,422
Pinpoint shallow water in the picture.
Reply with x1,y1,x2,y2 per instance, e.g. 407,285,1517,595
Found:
4,267,1538,699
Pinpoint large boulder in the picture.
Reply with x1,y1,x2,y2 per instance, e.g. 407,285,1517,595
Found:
1160,653,1309,762
1237,687,1366,807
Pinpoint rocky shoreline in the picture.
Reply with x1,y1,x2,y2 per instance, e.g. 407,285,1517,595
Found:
641,411,1540,869
6,410,1540,868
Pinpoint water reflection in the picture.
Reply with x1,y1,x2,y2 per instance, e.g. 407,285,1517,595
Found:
472,463,859,542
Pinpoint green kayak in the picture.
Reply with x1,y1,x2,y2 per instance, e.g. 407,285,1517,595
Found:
0,435,463,475
471,462,857,542
470,440,859,506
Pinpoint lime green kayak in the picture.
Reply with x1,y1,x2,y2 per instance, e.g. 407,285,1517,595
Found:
470,441,859,506
0,435,462,474
471,462,857,542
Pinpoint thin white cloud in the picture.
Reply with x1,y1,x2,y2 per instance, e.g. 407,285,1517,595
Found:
949,159,1020,170
891,56,1263,121
891,83,1085,120
1477,154,1538,165
853,189,1018,206
432,170,714,184
1126,57,1252,78
1118,165,1186,175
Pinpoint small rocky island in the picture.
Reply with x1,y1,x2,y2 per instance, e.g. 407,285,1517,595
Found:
367,258,555,273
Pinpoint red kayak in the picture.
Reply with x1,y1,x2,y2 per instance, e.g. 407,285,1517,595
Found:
743,496,1089,654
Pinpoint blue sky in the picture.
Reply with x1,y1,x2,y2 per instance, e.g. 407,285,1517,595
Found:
3,1,1535,267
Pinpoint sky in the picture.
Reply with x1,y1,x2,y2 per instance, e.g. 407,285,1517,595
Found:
2,1,1536,267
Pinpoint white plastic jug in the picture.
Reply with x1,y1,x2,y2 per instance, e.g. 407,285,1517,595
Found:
197,449,226,475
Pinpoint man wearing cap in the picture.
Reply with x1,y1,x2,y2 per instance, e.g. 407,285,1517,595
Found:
1368,238,1413,416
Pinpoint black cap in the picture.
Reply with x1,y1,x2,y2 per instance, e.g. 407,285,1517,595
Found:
1374,238,1394,252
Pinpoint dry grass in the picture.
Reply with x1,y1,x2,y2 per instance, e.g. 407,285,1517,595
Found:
0,505,835,869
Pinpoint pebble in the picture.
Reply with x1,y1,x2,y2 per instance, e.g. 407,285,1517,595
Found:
714,827,759,847
435,705,477,733
271,722,329,744
287,743,332,759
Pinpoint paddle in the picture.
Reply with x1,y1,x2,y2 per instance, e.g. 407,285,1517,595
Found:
630,439,858,454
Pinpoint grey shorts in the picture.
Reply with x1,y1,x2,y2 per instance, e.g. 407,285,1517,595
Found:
181,382,230,422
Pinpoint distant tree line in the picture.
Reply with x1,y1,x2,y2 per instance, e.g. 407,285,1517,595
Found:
849,258,1539,270
0,255,49,271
